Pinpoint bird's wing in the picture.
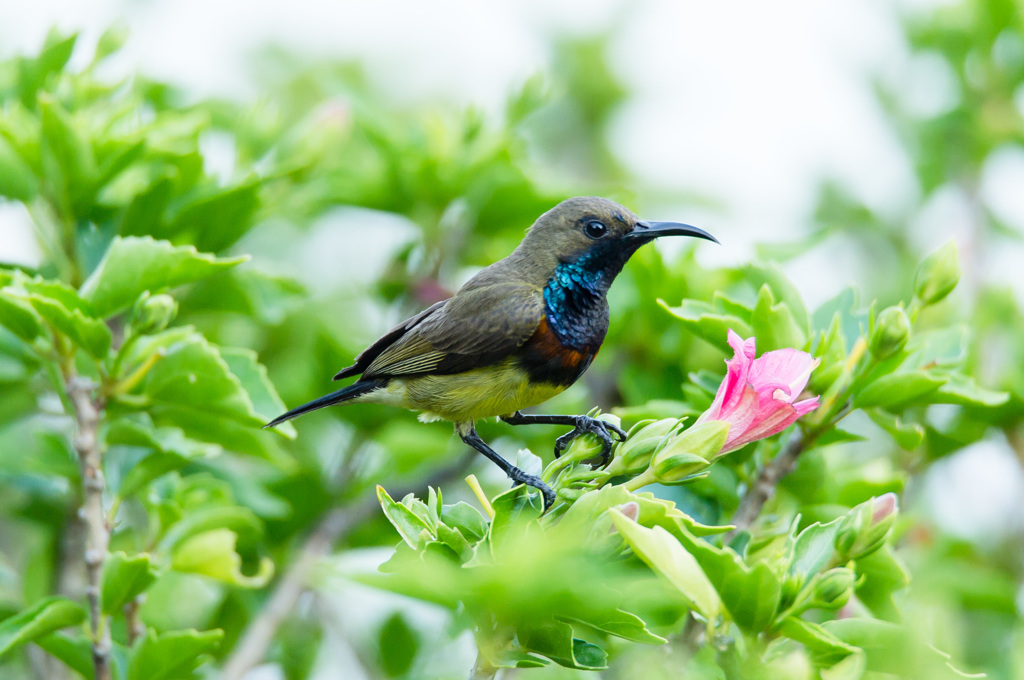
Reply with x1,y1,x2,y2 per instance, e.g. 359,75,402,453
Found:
333,299,448,380
361,283,544,378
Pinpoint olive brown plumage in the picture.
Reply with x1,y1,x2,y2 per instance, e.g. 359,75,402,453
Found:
266,197,717,508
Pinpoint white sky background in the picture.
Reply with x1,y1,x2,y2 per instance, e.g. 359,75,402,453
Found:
3,0,1024,646
2,0,920,296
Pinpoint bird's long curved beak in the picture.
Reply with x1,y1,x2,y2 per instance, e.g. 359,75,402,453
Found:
627,220,719,244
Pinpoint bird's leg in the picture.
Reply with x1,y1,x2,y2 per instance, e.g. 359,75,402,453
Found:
457,423,556,511
500,412,628,467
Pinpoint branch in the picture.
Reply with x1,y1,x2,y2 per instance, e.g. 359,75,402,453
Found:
727,432,806,541
125,595,145,647
221,453,475,680
65,375,111,680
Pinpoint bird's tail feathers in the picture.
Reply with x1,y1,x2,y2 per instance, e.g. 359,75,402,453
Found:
264,379,387,429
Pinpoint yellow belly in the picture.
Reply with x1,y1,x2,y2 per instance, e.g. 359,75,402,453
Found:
363,359,567,423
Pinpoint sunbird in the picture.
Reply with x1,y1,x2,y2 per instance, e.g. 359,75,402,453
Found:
266,197,716,507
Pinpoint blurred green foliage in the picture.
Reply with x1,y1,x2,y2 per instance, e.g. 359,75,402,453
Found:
0,1,1021,678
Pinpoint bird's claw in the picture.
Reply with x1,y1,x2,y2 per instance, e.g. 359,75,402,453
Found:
509,472,556,511
554,416,629,468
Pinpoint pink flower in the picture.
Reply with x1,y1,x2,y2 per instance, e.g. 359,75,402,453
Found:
698,330,820,454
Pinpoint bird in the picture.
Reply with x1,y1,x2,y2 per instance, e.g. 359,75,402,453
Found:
265,197,717,508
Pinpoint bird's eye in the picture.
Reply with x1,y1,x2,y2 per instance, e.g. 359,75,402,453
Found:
584,220,608,239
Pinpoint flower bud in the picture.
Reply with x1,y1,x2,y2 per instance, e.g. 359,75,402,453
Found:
650,420,728,483
131,293,177,335
561,413,623,463
914,241,960,306
869,306,910,359
808,568,856,610
780,571,805,612
556,486,586,503
834,493,899,561
652,451,710,483
613,418,681,474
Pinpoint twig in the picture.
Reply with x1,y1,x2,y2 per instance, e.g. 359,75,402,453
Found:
221,453,475,680
65,375,111,680
125,595,145,647
726,432,806,541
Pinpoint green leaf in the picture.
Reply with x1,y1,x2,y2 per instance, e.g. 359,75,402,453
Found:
95,23,129,62
170,180,262,252
0,289,43,342
0,133,38,200
553,483,730,546
102,552,158,614
79,236,248,318
157,504,263,553
790,518,844,579
923,375,1009,407
140,332,266,428
378,486,435,549
659,299,752,352
23,279,111,358
39,93,97,209
561,608,666,645
904,326,969,368
220,347,296,439
610,511,721,620
170,528,273,587
570,639,609,670
673,527,782,632
119,175,174,237
821,618,973,676
814,428,867,446
867,410,924,450
35,632,94,679
399,494,435,532
778,616,859,667
0,597,86,660
16,30,77,105
107,418,221,498
128,629,223,680
435,523,472,561
853,548,909,620
378,612,419,678
439,501,488,542
488,485,544,556
491,650,550,669
751,284,807,351
821,651,867,680
854,372,946,410
519,620,607,670
744,262,810,334
813,287,862,349
822,618,905,673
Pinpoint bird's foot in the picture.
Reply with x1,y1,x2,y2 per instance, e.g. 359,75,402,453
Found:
554,415,628,467
508,469,556,511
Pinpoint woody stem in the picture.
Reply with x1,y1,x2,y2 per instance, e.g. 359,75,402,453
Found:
65,373,111,680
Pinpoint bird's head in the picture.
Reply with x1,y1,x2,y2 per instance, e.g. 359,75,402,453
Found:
515,196,717,284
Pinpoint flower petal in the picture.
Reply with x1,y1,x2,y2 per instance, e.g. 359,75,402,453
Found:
792,396,820,417
717,386,760,451
727,400,802,450
749,349,819,402
701,330,756,422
